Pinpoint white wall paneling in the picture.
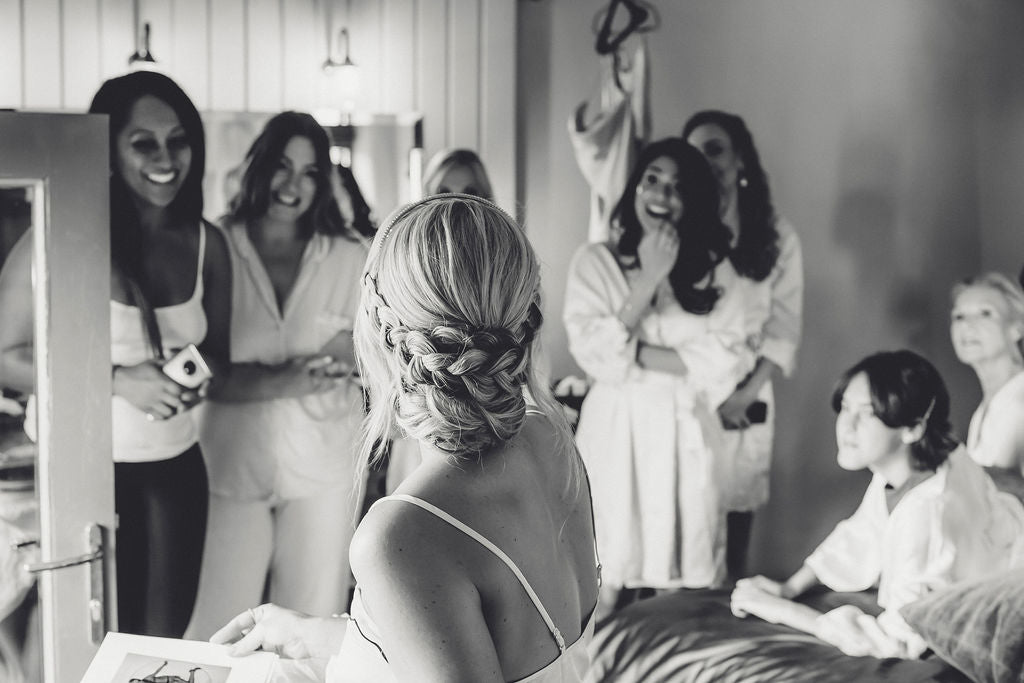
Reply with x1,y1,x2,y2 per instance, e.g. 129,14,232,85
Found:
0,0,23,108
61,0,102,110
415,1,448,163
209,0,246,110
98,0,135,100
170,0,211,110
22,0,62,109
246,0,284,112
2,0,517,209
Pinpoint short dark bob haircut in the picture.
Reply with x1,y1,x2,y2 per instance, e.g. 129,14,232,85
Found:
831,350,959,471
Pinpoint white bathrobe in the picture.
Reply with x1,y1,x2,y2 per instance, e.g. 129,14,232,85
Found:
806,447,1024,657
565,242,752,589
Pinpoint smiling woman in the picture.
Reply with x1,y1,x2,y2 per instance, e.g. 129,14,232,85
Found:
91,71,233,638
0,71,234,639
184,111,369,640
951,272,1024,475
115,97,194,210
564,138,752,617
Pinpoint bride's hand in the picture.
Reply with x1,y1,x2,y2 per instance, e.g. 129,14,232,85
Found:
211,603,342,660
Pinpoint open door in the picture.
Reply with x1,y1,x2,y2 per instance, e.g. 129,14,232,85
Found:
0,112,116,683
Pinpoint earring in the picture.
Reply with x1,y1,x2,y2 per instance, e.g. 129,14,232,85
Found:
901,431,917,445
738,174,749,188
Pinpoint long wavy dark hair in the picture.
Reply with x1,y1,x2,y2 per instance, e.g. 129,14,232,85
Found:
228,111,352,240
683,110,779,282
89,71,206,286
831,350,959,471
336,163,376,238
613,138,731,314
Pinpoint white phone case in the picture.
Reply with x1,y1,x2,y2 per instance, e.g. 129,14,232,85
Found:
162,343,213,389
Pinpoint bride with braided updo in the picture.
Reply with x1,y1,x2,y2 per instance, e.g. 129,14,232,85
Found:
212,194,601,682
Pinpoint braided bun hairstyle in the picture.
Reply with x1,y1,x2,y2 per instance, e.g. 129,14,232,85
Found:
355,194,575,473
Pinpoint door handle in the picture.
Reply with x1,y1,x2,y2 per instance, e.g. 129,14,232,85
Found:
22,524,108,643
23,548,101,573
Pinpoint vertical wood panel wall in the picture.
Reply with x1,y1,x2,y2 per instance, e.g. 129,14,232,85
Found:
0,0,517,208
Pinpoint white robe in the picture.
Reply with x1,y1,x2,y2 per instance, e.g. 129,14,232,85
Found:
567,38,650,244
564,242,752,589
715,218,804,510
805,448,1024,658
966,370,1024,473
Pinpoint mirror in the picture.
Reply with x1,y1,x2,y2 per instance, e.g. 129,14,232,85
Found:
0,182,41,682
0,111,114,683
202,111,424,225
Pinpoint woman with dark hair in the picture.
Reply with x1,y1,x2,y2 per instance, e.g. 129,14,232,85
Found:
333,164,376,239
185,112,368,638
732,350,1024,659
565,138,753,615
0,70,232,636
684,110,804,580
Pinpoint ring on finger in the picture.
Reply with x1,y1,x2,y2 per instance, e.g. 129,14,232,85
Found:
146,413,155,422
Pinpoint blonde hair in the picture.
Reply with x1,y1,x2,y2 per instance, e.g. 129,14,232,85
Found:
422,148,494,201
952,271,1024,359
354,194,579,485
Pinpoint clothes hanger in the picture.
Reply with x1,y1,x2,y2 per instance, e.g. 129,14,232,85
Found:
593,0,652,55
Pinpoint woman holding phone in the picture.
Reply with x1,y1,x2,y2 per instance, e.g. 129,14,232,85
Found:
0,71,232,636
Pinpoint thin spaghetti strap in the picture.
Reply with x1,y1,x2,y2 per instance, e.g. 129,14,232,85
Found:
581,457,603,586
191,222,207,299
373,494,568,653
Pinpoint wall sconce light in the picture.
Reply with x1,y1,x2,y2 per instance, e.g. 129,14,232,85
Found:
128,22,158,69
128,0,159,70
322,27,360,111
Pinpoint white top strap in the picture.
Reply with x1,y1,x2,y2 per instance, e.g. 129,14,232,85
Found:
375,494,567,653
197,221,207,272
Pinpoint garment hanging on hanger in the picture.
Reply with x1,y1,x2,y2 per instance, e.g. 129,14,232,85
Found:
568,35,651,243
594,0,650,56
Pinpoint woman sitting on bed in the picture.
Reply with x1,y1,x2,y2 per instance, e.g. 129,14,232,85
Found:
731,349,1024,659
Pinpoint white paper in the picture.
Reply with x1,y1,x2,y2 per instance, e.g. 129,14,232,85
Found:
81,632,278,683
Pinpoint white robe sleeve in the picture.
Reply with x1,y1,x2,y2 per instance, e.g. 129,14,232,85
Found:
812,498,950,661
804,476,886,593
563,243,639,384
813,604,929,660
758,219,803,377
567,39,650,243
969,380,1024,469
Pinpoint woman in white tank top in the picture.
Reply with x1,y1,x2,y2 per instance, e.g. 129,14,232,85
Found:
211,195,600,682
0,72,232,637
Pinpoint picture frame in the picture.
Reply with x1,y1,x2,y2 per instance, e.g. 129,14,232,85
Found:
81,632,278,683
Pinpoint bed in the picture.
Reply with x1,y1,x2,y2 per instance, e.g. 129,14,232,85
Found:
586,588,973,682
586,471,1024,683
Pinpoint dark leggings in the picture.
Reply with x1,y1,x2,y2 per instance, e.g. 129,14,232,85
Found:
114,444,208,636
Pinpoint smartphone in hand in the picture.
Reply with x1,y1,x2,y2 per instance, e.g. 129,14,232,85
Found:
745,400,768,425
722,400,768,430
162,344,213,389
